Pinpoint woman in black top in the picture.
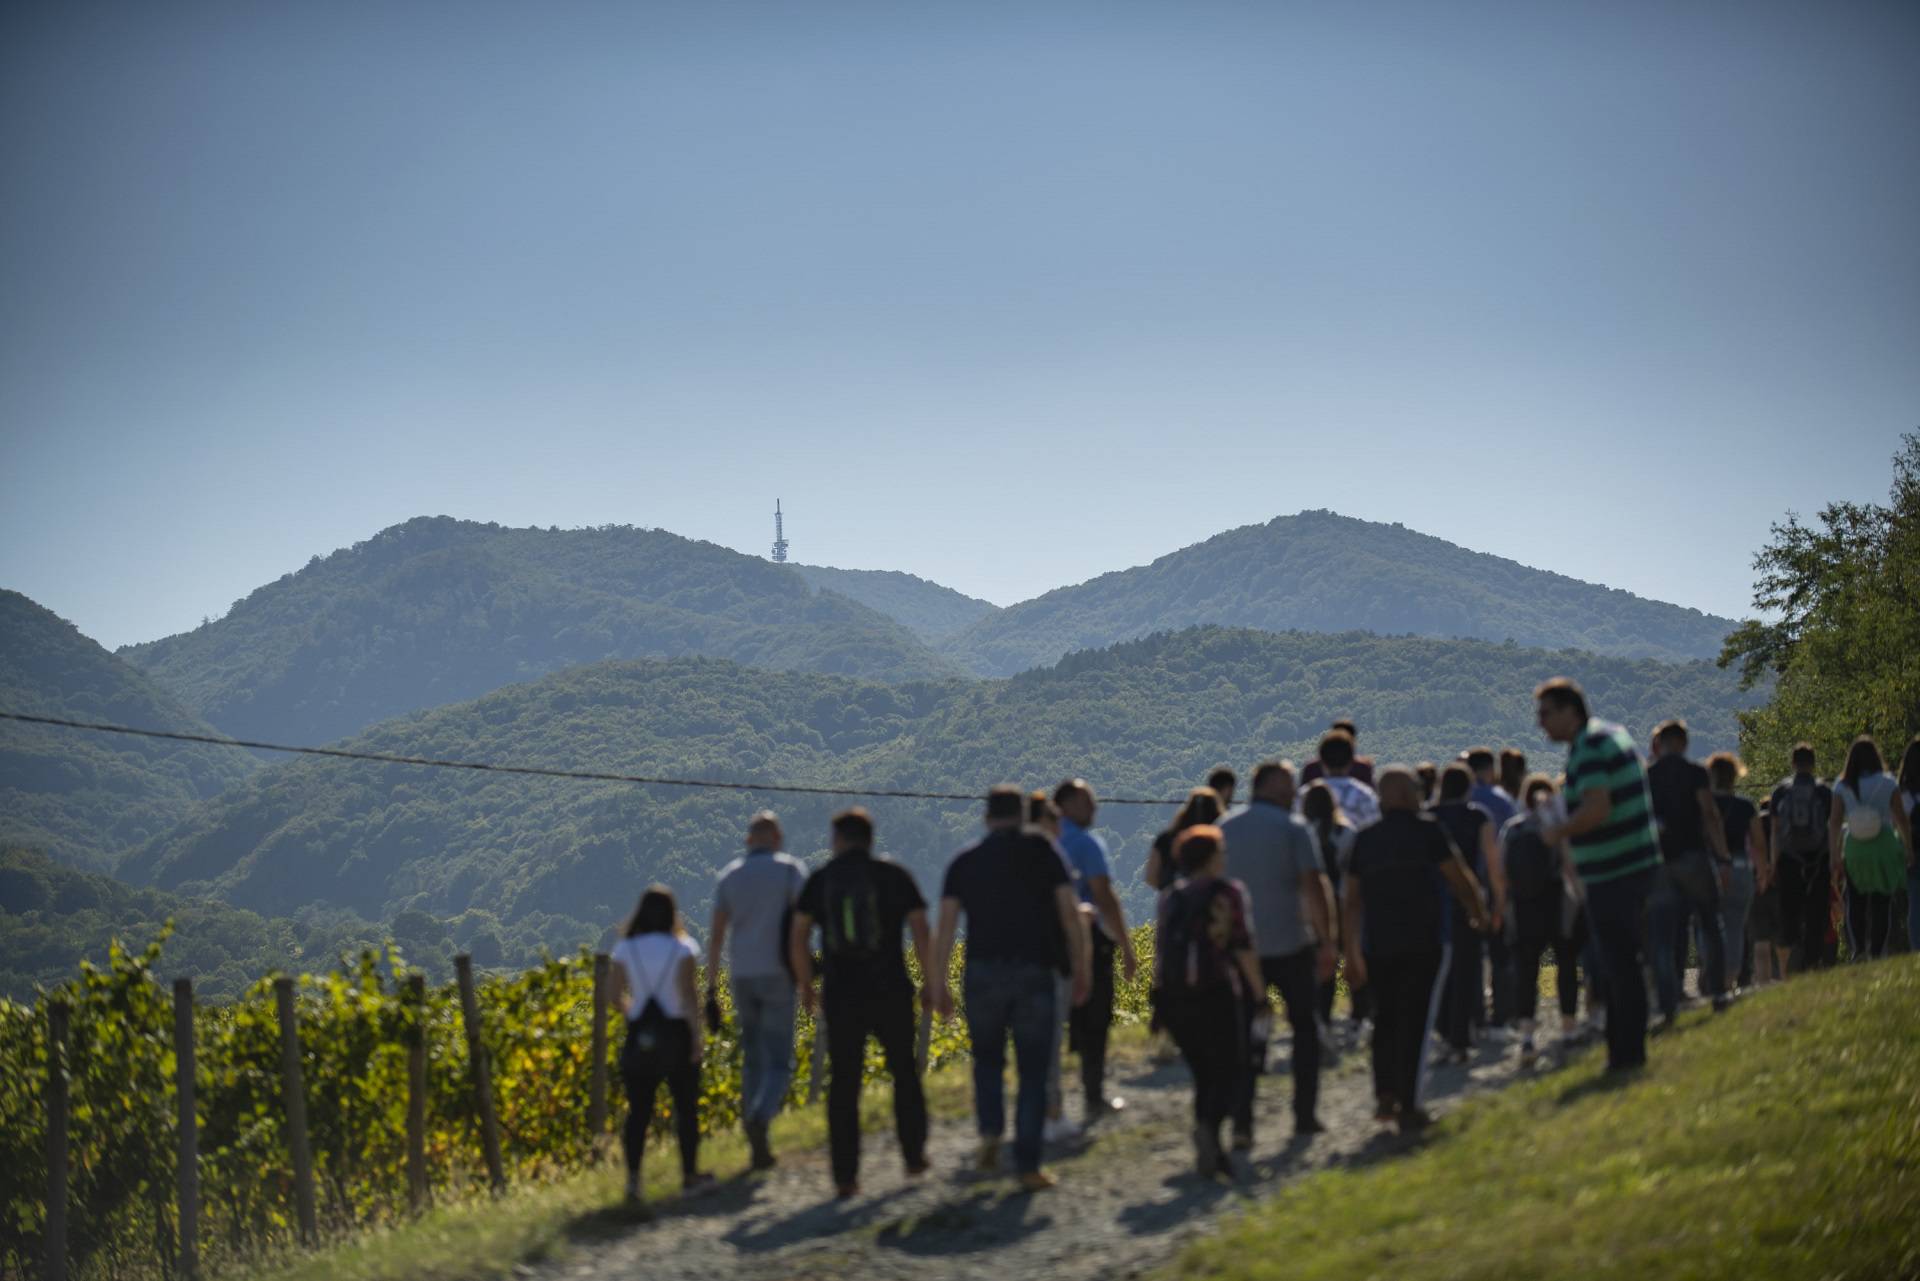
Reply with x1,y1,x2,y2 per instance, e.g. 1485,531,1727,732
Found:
1430,764,1503,1062
1144,786,1226,892
1707,752,1765,994
1500,774,1579,1064
1301,781,1361,1023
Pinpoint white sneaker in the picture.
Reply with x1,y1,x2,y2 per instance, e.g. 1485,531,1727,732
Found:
1043,1116,1082,1143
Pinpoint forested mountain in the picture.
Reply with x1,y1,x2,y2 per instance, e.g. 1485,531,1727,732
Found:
0,591,257,870
125,625,1758,966
944,510,1737,676
791,564,999,641
0,847,391,1000
118,517,961,746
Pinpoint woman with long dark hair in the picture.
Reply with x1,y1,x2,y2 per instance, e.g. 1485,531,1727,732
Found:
1828,736,1912,960
1144,786,1226,891
1300,781,1361,1024
1500,774,1583,1066
1430,763,1504,1062
609,884,713,1207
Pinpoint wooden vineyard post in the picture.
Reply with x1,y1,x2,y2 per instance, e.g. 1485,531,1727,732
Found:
914,1004,932,1077
273,977,318,1246
454,955,507,1193
45,999,70,1281
588,953,610,1142
173,979,200,1280
807,1011,827,1104
405,974,429,1213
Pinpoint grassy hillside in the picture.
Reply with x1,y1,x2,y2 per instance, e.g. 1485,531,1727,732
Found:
123,625,1758,963
945,509,1737,676
791,563,999,641
1167,957,1920,1281
0,590,257,869
118,517,961,746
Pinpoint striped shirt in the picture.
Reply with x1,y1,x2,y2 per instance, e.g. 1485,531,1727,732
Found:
1563,719,1660,884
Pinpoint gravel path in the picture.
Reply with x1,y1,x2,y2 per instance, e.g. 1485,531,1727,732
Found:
524,1019,1593,1281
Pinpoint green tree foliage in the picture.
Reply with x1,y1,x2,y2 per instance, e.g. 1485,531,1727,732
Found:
942,510,1737,676
790,564,1000,641
123,625,1758,958
0,591,257,870
1719,433,1920,786
0,848,388,1001
114,518,963,746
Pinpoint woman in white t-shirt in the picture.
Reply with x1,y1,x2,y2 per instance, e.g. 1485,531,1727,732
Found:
609,885,712,1205
1827,736,1912,961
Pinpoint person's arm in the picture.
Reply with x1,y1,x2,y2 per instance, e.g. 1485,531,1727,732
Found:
1700,788,1731,862
705,905,730,1003
1301,867,1336,981
1894,796,1914,868
1233,946,1264,1000
1057,885,1093,1005
1143,842,1165,893
608,954,629,1020
1480,820,1506,930
1440,851,1491,932
1088,874,1137,980
1075,903,1095,981
1545,786,1610,846
1829,798,1847,889
679,953,703,1063
928,898,963,1018
1750,813,1772,889
1341,875,1367,989
906,907,933,1002
789,911,817,1014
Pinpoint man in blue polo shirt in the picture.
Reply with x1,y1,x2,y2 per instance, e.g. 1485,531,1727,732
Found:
1052,778,1139,1121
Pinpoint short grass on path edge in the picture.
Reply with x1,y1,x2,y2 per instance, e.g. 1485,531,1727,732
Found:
1164,957,1920,1281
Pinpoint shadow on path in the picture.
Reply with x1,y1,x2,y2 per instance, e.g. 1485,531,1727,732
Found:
721,1185,915,1254
873,1187,1053,1256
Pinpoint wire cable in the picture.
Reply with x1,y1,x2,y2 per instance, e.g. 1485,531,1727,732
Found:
0,709,1184,805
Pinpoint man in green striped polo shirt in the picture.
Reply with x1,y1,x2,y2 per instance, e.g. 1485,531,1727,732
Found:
1535,677,1659,1072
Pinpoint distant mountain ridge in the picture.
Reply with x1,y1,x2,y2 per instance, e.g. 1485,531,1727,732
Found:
0,590,257,869
118,517,962,746
124,624,1759,959
942,510,1737,676
791,564,999,641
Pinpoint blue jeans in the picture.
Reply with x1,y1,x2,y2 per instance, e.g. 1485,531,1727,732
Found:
1708,862,1755,991
732,972,797,1125
1648,853,1726,1017
964,959,1057,1174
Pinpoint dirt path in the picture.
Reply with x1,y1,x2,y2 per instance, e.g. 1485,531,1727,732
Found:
524,1020,1591,1281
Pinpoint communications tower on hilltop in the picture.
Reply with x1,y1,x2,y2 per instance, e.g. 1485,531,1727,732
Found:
770,500,790,563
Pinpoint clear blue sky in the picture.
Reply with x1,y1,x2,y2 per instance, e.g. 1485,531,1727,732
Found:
3,1,1915,650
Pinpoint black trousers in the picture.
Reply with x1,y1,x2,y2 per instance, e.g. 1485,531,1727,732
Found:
1777,853,1834,968
1584,867,1653,1071
823,980,927,1187
1240,949,1321,1131
621,1019,700,1178
1485,929,1515,1026
1069,927,1116,1105
1169,984,1247,1139
1846,887,1895,960
1367,946,1444,1114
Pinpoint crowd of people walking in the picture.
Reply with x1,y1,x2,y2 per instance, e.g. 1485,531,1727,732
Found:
604,677,1920,1207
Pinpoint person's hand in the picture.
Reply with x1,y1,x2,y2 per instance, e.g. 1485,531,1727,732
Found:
801,982,818,1017
1490,905,1505,935
1345,952,1368,990
1715,861,1731,893
1121,942,1140,984
1541,823,1566,848
927,980,953,1020
1072,971,1092,1008
1315,940,1337,984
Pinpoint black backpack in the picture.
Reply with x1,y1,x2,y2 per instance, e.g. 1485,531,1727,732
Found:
619,952,679,1076
819,856,884,962
1503,820,1559,901
1155,881,1233,1001
1777,781,1826,859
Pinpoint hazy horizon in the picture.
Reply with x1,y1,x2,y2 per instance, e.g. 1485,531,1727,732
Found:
4,1,1915,649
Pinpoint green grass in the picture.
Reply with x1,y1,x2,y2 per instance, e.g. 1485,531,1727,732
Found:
1166,957,1920,1281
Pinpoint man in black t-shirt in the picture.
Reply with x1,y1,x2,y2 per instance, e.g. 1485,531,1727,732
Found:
791,808,932,1198
1341,767,1488,1134
929,787,1090,1191
1643,721,1732,1023
1769,742,1837,972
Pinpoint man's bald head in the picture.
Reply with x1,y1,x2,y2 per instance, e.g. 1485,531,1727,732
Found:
1376,767,1423,813
746,810,783,849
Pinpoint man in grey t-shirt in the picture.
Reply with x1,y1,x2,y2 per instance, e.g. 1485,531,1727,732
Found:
709,810,807,1170
1219,761,1337,1139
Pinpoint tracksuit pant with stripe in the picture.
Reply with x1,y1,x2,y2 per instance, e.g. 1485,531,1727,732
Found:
1367,945,1448,1113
